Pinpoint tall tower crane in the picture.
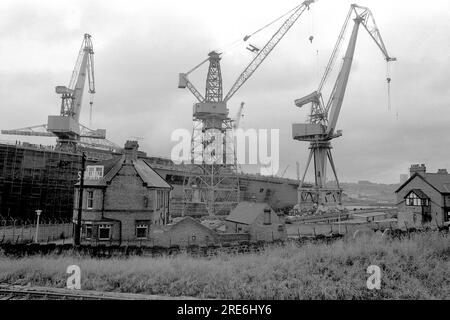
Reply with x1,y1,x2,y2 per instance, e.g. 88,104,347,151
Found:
179,0,315,216
292,4,396,213
1,34,119,152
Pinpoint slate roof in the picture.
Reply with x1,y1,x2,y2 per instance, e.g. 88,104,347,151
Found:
226,202,272,225
76,155,171,189
423,173,450,193
166,216,216,235
396,172,450,194
134,159,171,189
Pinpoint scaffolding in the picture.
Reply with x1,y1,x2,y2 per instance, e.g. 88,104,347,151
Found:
0,141,82,222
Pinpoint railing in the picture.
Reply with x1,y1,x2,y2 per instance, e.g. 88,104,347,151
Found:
0,218,73,244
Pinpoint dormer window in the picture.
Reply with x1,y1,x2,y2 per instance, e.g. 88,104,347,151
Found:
405,190,430,206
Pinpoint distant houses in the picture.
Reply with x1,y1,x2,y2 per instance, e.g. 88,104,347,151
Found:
396,164,450,229
225,202,287,242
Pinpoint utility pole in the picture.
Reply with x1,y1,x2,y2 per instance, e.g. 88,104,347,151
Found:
75,152,86,245
34,210,42,243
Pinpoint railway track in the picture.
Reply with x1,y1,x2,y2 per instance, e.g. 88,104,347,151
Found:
0,284,195,300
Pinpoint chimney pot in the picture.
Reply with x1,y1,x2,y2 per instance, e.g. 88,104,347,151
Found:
124,140,139,161
410,164,426,177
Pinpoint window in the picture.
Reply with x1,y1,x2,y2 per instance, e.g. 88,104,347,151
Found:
263,208,272,225
85,165,104,180
406,192,429,206
143,196,149,208
85,225,92,239
156,190,166,210
87,190,94,209
136,224,148,239
98,224,111,240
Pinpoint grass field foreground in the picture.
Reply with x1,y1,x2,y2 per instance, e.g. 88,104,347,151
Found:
0,231,449,299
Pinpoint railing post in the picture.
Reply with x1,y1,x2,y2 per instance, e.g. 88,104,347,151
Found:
12,219,16,240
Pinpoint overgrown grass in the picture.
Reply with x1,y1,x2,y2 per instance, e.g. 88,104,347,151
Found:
0,232,449,299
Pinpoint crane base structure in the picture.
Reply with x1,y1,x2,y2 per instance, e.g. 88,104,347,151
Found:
182,117,240,217
294,139,344,214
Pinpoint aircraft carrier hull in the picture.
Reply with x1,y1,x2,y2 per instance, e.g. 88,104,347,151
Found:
0,142,299,221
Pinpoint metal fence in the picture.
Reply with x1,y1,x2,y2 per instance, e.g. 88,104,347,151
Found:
0,218,73,244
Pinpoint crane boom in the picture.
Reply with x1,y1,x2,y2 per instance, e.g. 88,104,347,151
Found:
317,6,352,93
179,73,205,102
69,34,95,122
325,5,396,136
325,16,362,137
224,0,315,102
56,34,95,123
353,5,396,62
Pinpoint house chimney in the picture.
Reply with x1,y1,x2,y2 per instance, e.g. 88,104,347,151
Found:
437,169,448,175
124,140,139,162
410,164,426,177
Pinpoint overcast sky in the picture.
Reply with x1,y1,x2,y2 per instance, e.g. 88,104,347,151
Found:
0,0,449,184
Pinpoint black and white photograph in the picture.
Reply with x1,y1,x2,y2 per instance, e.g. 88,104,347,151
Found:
0,0,449,309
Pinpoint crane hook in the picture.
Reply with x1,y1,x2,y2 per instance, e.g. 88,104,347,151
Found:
309,35,314,43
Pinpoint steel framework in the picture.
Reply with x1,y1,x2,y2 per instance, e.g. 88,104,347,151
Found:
293,4,396,213
179,1,315,217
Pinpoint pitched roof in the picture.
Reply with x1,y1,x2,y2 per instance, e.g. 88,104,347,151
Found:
226,202,272,225
396,172,450,194
423,173,450,193
77,155,124,187
406,189,429,199
167,216,216,235
77,155,171,189
133,159,171,189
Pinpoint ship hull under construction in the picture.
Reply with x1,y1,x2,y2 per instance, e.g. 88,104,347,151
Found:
0,142,299,221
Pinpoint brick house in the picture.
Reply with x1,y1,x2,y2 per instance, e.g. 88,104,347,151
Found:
73,141,172,243
395,164,450,229
225,202,287,242
152,216,219,247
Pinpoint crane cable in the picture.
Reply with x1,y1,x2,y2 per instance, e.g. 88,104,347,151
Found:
386,61,391,111
89,93,94,127
385,61,398,120
214,3,302,55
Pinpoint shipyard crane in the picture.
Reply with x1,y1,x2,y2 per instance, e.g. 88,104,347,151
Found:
1,34,119,152
179,0,315,216
292,4,396,212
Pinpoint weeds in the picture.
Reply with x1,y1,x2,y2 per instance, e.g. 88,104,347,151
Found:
0,231,448,299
